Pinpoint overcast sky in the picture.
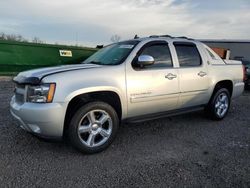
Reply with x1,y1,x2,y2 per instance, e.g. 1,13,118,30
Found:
0,0,250,46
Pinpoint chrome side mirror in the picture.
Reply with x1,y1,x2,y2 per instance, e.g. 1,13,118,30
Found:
137,55,155,67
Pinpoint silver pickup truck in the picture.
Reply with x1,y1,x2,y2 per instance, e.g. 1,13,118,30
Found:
10,36,245,153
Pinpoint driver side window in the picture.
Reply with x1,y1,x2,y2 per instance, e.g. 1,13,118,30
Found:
133,42,173,70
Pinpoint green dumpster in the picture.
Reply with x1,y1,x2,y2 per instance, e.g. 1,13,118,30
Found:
0,40,97,75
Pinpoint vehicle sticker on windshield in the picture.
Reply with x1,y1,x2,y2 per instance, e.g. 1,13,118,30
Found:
119,45,134,49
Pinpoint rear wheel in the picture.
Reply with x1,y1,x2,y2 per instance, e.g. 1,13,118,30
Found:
205,88,231,120
68,101,119,154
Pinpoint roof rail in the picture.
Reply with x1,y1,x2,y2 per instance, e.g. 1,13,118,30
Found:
176,36,188,39
149,35,173,38
147,35,194,40
175,36,194,40
160,35,173,38
149,35,160,38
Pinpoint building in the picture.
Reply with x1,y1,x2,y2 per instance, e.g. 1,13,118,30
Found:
201,40,250,61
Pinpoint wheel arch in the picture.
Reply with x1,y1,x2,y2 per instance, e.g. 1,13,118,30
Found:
63,90,123,137
208,80,233,104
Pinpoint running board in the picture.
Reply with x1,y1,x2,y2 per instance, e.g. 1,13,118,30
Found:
124,105,205,123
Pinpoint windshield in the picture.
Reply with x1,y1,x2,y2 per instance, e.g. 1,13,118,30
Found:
83,40,139,65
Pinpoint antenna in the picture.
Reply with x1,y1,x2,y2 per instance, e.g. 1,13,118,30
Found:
134,34,139,39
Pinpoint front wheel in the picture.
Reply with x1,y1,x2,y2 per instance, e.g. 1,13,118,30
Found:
205,88,231,120
68,101,119,154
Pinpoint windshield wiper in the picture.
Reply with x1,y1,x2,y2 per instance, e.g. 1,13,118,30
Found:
84,61,114,66
87,61,103,65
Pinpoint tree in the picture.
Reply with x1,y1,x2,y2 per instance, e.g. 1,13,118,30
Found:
6,34,17,41
0,32,6,40
0,32,29,42
110,34,121,43
0,32,46,44
32,37,44,44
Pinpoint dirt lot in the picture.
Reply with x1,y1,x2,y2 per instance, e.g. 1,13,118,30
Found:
0,78,250,187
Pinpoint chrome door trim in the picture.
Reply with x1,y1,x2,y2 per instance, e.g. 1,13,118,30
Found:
130,92,180,103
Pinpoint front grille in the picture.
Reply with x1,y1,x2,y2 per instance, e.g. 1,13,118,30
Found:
14,84,26,104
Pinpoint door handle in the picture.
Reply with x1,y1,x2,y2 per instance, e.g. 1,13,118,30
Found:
198,71,207,77
165,73,177,80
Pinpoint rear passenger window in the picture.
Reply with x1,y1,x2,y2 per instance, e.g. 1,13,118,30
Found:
206,48,217,60
174,43,202,67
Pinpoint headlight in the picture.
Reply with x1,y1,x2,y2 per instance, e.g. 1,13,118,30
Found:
27,83,56,103
246,68,250,73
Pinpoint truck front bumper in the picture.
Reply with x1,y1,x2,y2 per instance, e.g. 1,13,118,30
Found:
10,96,67,139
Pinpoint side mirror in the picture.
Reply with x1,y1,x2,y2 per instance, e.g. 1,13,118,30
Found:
137,55,155,67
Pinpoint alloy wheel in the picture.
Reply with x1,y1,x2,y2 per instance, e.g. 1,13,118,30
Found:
215,92,229,118
77,110,112,147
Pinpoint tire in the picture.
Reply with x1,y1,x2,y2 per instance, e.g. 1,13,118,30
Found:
245,84,250,90
68,101,119,154
205,88,231,120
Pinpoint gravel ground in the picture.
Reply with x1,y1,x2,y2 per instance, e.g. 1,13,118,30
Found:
0,79,250,188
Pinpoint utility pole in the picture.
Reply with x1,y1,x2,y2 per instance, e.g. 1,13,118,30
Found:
76,32,78,46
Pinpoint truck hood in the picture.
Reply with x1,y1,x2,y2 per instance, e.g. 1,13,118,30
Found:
13,64,101,85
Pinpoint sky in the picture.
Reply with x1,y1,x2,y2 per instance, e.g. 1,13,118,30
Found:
0,0,250,47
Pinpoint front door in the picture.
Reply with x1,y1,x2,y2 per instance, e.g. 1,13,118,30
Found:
126,41,180,118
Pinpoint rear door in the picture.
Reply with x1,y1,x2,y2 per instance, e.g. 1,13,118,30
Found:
126,41,180,117
173,42,210,108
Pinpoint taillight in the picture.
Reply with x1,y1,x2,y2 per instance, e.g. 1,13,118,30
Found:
243,65,246,81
